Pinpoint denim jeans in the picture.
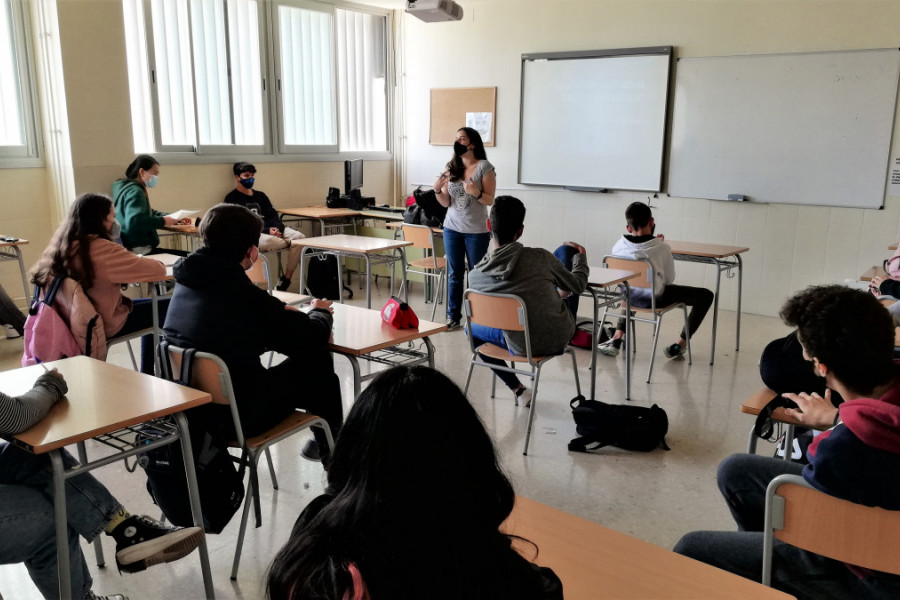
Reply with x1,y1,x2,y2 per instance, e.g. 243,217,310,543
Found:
108,297,170,375
0,442,121,599
443,228,490,321
466,245,579,391
673,454,900,599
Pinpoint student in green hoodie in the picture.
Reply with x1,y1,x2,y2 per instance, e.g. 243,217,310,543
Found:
112,155,191,255
467,196,588,406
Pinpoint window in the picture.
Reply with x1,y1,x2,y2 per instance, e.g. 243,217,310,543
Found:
123,0,389,157
0,0,39,161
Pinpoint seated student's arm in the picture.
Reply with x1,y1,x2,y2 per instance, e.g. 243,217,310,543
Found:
263,297,334,356
258,193,286,234
550,243,589,294
872,275,900,298
661,243,676,285
782,389,840,430
0,371,68,435
92,238,167,283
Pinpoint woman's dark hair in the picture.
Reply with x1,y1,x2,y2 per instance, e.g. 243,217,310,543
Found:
124,154,159,181
446,126,488,181
31,193,113,289
199,203,263,262
267,366,530,600
780,284,895,396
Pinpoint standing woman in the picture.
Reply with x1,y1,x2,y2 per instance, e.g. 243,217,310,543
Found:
30,193,170,374
434,127,496,330
112,154,191,255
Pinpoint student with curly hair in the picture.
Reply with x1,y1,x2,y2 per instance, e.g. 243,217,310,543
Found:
674,285,900,599
266,366,562,600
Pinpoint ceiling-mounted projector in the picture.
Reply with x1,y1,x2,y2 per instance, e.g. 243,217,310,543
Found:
406,0,463,22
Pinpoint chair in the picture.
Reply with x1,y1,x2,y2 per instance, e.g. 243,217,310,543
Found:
108,328,153,370
601,255,692,383
462,289,581,456
762,474,900,586
246,253,310,307
397,223,447,320
160,344,334,580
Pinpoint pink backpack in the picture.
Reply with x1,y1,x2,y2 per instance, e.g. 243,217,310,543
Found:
22,277,95,366
887,245,900,278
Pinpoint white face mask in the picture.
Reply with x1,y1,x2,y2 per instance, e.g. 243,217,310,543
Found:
110,219,122,240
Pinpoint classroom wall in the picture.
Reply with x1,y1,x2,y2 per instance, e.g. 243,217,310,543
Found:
401,0,900,317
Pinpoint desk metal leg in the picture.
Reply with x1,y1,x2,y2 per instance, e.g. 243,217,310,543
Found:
338,254,346,304
298,247,310,296
14,246,30,305
152,283,161,375
623,283,631,401
709,259,722,366
589,288,599,400
365,255,372,308
736,254,743,352
175,412,215,599
50,450,72,600
399,248,409,304
425,337,436,368
341,354,361,399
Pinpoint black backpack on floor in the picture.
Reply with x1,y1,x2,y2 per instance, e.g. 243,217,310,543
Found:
305,253,353,300
568,396,670,453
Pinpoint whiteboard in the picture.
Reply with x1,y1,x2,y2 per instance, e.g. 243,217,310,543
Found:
518,47,671,192
668,49,900,208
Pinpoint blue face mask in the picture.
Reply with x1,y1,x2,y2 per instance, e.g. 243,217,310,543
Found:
241,177,255,189
145,174,159,188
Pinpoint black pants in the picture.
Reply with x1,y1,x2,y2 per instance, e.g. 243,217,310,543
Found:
108,298,170,374
616,283,714,341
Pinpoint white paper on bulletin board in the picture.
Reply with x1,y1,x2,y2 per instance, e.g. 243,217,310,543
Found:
466,112,493,143
889,156,900,196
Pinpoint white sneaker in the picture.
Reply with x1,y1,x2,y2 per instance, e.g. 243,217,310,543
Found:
3,324,20,339
597,341,620,357
516,388,532,408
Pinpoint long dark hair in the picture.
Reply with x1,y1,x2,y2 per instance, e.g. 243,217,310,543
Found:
31,193,113,289
123,154,159,183
447,127,487,181
267,366,531,600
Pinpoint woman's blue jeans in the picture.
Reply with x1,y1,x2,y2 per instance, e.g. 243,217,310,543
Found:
443,228,490,322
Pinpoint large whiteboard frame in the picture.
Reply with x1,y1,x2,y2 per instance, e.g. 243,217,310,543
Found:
668,48,900,208
518,47,672,192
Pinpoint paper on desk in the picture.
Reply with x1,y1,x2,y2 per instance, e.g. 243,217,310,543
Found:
167,210,200,221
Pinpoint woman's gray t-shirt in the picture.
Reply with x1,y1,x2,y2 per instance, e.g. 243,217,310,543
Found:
443,159,495,234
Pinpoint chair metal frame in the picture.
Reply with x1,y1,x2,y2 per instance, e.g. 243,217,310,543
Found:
601,255,692,382
247,253,310,307
462,289,581,455
161,344,334,580
762,473,900,586
398,223,447,320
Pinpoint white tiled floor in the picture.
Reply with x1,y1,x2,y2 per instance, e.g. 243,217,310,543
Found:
0,277,793,600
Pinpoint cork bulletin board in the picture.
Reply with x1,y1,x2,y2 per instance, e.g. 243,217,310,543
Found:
429,87,497,146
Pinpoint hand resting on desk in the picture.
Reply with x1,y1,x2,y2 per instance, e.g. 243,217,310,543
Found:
782,389,839,430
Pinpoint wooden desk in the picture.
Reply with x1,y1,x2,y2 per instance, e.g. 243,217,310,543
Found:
279,206,361,236
319,303,447,397
889,242,897,251
0,237,31,305
160,224,201,252
296,234,413,308
0,357,215,599
585,266,639,401
145,255,178,374
506,496,794,600
666,241,750,365
861,265,888,282
357,209,406,223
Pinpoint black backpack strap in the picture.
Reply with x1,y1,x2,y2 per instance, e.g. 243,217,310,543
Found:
569,394,586,410
568,433,610,453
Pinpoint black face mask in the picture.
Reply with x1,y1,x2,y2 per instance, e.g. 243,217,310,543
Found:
453,142,470,157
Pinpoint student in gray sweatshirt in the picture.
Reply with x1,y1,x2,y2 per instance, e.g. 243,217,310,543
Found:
467,196,589,406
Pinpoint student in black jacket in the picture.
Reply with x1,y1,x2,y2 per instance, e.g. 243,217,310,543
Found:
163,203,342,461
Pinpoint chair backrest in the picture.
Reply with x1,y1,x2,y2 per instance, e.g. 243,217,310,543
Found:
464,289,527,331
762,474,900,584
603,255,654,291
401,223,436,251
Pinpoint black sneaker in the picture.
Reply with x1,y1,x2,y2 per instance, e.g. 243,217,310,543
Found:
445,319,461,331
277,275,292,292
664,343,686,359
112,515,203,573
300,438,322,462
85,592,129,600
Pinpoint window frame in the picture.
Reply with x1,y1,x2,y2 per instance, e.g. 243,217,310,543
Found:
130,0,391,163
0,0,42,167
141,0,273,157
